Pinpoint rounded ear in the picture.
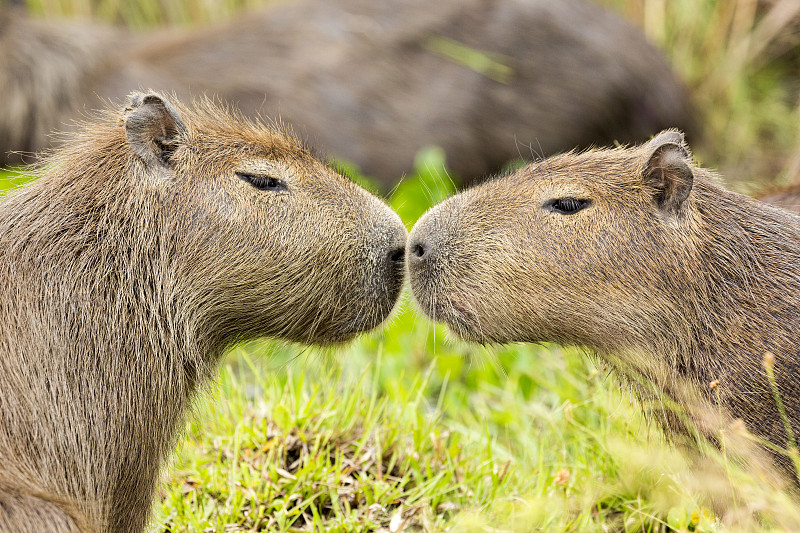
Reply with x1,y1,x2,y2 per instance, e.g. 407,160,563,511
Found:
124,92,187,170
643,130,693,215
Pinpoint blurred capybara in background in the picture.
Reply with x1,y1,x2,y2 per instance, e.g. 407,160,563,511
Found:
0,92,406,532
0,0,693,189
407,131,800,479
759,154,800,212
755,148,800,212
756,147,800,212
0,3,128,164
761,186,800,212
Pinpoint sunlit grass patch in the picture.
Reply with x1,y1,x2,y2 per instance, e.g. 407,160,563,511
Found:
153,343,512,532
151,320,800,532
0,168,29,195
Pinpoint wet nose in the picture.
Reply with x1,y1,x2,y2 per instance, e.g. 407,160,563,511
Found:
407,237,431,265
388,246,405,266
383,223,408,279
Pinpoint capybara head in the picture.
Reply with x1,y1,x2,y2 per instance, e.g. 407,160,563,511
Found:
36,92,407,347
406,130,702,349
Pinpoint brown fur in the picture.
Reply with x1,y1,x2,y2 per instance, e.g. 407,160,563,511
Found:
0,0,693,188
408,130,800,478
0,92,406,532
760,184,800,213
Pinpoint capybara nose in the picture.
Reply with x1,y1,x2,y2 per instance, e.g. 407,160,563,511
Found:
381,222,408,291
389,246,405,266
408,238,430,264
384,221,408,270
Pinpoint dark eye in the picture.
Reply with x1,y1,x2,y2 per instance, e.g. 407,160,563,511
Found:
544,198,591,215
237,172,287,192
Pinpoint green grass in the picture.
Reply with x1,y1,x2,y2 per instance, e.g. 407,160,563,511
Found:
5,0,800,531
0,168,30,190
601,0,800,192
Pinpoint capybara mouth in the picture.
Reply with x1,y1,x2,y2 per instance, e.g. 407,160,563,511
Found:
415,289,486,342
288,304,395,345
332,279,405,341
325,311,392,345
441,303,486,342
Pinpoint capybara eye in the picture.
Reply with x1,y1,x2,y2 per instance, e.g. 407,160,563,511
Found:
236,172,287,192
544,198,591,215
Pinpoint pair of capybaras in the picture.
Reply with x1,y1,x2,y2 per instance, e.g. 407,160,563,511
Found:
2,93,799,532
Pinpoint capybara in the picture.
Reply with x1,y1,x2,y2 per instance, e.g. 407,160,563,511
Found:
0,0,693,188
756,152,800,213
760,185,800,213
407,130,800,477
0,92,406,532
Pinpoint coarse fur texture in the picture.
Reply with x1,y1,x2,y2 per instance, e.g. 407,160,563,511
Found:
0,0,693,187
407,131,800,479
0,92,406,532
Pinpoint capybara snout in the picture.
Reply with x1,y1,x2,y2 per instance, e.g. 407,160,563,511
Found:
407,189,540,343
332,193,407,339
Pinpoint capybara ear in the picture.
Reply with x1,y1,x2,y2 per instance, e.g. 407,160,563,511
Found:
124,92,187,170
642,130,693,215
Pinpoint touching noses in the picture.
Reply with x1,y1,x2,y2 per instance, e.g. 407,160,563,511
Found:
407,199,457,270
